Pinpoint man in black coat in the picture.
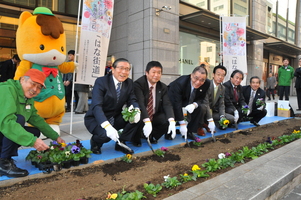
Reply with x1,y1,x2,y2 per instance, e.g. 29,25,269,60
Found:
224,69,247,124
168,65,215,140
294,58,301,111
242,76,267,126
0,54,20,82
84,58,141,154
132,61,176,146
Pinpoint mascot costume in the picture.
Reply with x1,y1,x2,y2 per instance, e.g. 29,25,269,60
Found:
14,7,75,135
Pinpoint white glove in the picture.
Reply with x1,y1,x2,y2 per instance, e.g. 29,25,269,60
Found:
133,108,141,123
257,106,264,111
234,110,239,123
179,120,187,139
143,121,152,138
184,103,196,114
101,121,119,142
247,110,250,116
167,120,176,139
207,119,215,132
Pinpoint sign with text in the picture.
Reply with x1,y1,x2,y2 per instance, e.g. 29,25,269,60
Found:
222,16,247,85
77,0,114,85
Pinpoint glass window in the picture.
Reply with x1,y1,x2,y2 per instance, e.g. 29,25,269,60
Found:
2,0,36,7
210,0,230,16
181,0,208,9
233,0,248,18
180,32,221,78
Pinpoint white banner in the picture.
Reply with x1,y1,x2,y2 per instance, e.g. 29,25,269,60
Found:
77,0,114,85
222,16,247,85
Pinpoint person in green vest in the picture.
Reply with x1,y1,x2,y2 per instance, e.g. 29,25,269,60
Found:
278,58,294,100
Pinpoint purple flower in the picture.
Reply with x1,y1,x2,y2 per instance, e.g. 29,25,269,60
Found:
52,141,58,145
266,137,272,144
205,159,209,162
225,152,231,157
146,181,151,184
37,155,42,159
195,137,201,143
67,143,73,146
59,147,64,151
244,105,249,108
160,147,168,151
71,145,80,154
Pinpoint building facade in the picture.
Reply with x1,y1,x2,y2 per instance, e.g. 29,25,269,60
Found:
1,0,301,93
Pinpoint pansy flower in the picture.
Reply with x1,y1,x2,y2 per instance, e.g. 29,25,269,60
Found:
71,145,80,154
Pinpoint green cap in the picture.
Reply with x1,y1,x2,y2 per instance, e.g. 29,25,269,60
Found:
33,7,54,16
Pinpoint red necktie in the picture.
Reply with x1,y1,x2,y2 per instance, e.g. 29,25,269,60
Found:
147,86,154,121
233,86,238,102
42,67,58,77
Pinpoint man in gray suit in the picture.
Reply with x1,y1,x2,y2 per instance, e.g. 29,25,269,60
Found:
266,73,277,101
205,65,234,130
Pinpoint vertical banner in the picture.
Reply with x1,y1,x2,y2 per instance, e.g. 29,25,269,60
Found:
222,16,247,85
77,0,114,85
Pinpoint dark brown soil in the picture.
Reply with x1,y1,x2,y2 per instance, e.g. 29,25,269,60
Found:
0,118,300,200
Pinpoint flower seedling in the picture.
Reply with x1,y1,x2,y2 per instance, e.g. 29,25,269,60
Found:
219,118,230,129
143,183,162,197
191,164,209,180
201,158,220,172
154,147,168,157
161,176,181,189
121,105,140,123
256,98,266,106
241,105,249,114
120,154,133,163
193,137,202,146
179,173,194,183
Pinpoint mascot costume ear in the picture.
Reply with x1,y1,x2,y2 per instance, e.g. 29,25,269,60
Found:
15,7,75,136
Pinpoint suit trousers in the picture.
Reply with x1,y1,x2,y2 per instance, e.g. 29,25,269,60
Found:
132,112,169,143
267,88,275,100
75,91,89,112
278,86,290,100
64,84,73,109
296,88,301,109
187,104,206,133
248,109,267,123
212,112,234,128
0,115,40,159
91,114,139,146
225,105,244,123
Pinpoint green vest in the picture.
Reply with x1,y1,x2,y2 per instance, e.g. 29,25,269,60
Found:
31,63,65,102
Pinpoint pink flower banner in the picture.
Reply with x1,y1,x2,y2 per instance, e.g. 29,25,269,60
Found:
77,0,114,84
222,16,247,85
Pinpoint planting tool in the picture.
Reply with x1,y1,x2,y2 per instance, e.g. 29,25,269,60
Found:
185,133,190,147
211,130,216,142
116,139,133,152
147,137,155,153
235,122,238,130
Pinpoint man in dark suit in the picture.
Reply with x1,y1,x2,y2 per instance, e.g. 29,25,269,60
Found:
84,58,141,154
0,54,20,82
132,61,176,146
294,58,301,111
205,65,234,129
168,65,215,140
224,69,247,124
242,76,267,126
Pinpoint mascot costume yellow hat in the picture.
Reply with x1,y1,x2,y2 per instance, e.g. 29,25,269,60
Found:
14,7,75,135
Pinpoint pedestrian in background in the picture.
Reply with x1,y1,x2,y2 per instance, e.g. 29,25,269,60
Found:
278,58,294,100
0,54,20,82
266,73,277,101
294,58,301,111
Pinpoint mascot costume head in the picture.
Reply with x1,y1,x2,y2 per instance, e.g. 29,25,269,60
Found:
15,7,75,135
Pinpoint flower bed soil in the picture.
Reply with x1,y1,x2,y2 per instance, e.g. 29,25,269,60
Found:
0,118,300,200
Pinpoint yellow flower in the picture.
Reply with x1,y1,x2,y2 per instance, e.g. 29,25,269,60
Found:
183,173,188,176
293,130,301,134
126,154,132,159
106,192,118,199
223,120,230,125
60,143,66,147
192,164,200,171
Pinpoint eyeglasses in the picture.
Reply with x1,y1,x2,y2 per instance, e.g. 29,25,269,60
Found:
28,79,43,90
116,66,131,72
191,75,205,83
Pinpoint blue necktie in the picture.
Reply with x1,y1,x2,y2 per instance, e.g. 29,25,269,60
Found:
116,82,121,103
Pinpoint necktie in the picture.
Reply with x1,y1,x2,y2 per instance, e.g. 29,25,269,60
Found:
248,91,255,112
189,88,196,104
147,86,154,121
233,86,238,102
116,82,121,103
214,86,218,100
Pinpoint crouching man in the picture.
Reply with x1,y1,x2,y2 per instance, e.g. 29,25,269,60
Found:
0,69,64,178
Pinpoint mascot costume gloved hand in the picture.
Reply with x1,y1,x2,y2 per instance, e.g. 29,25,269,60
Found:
14,7,75,136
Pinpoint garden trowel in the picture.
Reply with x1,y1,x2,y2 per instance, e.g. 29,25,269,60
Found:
235,122,238,130
185,133,190,147
147,137,155,153
211,130,216,142
116,139,133,152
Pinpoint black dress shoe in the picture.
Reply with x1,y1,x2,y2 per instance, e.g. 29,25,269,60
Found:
115,142,134,154
165,133,173,140
149,137,158,144
75,111,85,114
0,158,29,178
251,121,260,127
186,132,197,140
132,141,141,147
90,139,101,154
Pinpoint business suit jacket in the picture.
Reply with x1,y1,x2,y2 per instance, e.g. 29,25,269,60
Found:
0,59,16,82
294,67,301,89
168,75,210,122
134,75,174,120
224,80,246,113
206,80,225,118
242,85,267,122
84,74,139,133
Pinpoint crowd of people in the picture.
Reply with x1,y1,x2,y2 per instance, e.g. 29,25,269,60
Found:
0,56,300,178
